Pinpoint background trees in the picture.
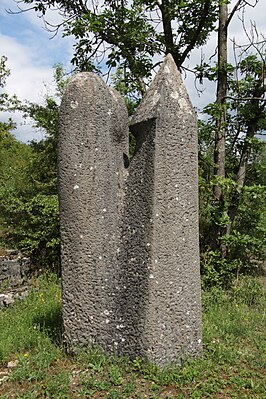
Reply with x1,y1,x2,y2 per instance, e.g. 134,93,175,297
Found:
1,0,265,284
15,0,217,94
199,25,266,285
0,61,68,271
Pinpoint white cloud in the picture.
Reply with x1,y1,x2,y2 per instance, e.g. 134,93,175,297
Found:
0,34,56,142
1,35,54,100
0,1,74,143
0,110,46,143
1,0,74,58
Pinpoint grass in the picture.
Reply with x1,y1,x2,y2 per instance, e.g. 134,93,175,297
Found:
0,273,265,398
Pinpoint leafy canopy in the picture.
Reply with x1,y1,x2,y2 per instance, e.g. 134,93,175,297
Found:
17,0,218,94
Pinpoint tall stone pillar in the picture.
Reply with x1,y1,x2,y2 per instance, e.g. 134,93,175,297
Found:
59,55,202,366
58,73,129,352
118,54,202,365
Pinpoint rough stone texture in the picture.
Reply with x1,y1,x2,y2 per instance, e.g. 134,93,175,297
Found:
117,54,202,365
59,56,202,365
0,287,29,309
0,251,30,309
58,73,129,352
0,253,30,287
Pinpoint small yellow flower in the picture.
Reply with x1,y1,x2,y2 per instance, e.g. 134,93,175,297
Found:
24,353,29,357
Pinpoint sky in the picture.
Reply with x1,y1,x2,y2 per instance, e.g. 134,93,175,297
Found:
0,0,265,143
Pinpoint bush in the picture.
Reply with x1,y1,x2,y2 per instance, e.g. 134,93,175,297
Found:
1,192,60,271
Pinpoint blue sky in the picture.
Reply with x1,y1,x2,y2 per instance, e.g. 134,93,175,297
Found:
0,0,74,142
0,0,265,143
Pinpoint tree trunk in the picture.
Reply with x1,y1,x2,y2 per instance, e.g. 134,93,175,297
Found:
211,3,228,253
225,103,260,237
214,3,228,200
237,100,261,187
226,73,264,235
160,0,175,59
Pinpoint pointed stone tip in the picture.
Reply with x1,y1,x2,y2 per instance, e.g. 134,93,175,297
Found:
130,53,193,127
159,53,180,77
164,53,176,64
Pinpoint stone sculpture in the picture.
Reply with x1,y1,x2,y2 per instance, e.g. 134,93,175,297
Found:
58,73,129,350
58,54,202,366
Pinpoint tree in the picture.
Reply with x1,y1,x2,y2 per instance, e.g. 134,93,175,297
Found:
0,61,69,271
7,1,265,283
0,56,33,248
213,0,228,203
14,0,218,95
208,0,262,255
199,45,266,286
19,65,69,195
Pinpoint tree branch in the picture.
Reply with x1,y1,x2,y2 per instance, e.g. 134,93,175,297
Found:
178,0,212,67
227,0,243,28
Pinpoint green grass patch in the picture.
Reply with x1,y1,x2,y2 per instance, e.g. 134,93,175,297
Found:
0,274,265,398
0,273,62,363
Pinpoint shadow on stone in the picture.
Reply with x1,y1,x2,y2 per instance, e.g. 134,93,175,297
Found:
116,118,156,358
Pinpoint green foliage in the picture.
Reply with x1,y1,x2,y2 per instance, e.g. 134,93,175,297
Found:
18,0,218,95
0,59,33,247
199,52,266,287
200,173,266,287
0,129,31,193
2,3,266,283
23,99,59,195
0,55,10,87
0,131,32,247
18,64,68,196
0,62,68,269
2,194,60,268
0,55,19,111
